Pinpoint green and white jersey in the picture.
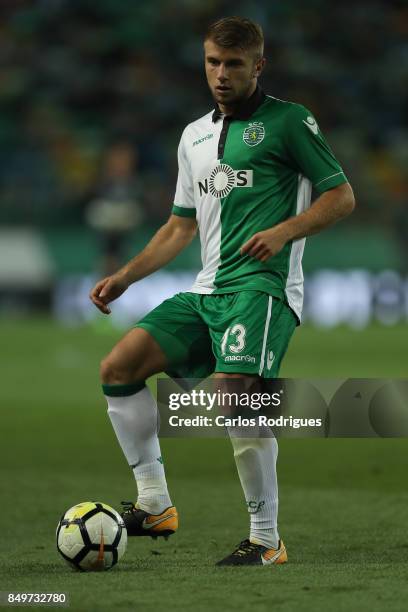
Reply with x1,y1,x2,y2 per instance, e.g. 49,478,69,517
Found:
172,86,347,320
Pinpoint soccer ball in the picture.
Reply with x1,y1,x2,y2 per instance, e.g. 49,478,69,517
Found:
56,501,127,571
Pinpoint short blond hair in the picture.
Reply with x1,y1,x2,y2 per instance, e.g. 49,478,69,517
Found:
205,16,264,59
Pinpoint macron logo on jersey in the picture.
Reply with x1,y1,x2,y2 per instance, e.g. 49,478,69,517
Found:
198,164,253,198
193,133,214,147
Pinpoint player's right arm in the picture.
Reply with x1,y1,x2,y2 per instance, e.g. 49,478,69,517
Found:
90,214,197,314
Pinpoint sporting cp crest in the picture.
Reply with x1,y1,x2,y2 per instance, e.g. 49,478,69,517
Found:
243,122,265,147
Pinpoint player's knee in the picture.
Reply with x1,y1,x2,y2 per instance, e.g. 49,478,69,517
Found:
214,372,258,380
100,355,130,385
100,356,114,384
213,372,259,394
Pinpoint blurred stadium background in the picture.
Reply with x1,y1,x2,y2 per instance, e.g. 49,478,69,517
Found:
1,0,407,329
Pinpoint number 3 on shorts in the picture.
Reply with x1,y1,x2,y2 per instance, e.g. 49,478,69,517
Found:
221,324,246,355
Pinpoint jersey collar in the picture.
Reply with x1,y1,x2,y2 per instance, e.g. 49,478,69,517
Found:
211,84,266,123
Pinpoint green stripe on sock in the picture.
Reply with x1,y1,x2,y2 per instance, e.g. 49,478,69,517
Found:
102,381,146,397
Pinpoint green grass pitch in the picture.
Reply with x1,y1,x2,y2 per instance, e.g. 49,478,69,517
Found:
1,317,407,611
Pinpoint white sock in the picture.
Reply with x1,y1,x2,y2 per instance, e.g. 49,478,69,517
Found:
105,386,172,514
228,429,279,549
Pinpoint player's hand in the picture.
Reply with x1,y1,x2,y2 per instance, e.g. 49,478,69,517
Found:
240,226,290,262
89,272,130,314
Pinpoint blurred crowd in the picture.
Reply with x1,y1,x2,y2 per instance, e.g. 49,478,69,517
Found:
0,0,407,250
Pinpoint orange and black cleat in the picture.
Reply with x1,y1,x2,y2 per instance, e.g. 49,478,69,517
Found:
121,502,178,540
216,538,287,566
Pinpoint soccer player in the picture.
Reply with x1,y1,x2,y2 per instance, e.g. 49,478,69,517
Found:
90,16,355,566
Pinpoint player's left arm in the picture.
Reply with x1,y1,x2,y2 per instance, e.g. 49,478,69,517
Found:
241,182,355,261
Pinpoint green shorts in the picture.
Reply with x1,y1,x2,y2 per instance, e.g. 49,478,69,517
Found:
137,291,297,379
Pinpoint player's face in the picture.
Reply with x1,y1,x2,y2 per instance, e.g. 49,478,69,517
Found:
204,40,264,112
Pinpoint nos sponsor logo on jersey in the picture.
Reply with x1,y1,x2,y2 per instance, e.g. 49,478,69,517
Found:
198,164,253,198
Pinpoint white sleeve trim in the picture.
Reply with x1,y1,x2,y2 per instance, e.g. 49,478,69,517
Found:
315,171,345,187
